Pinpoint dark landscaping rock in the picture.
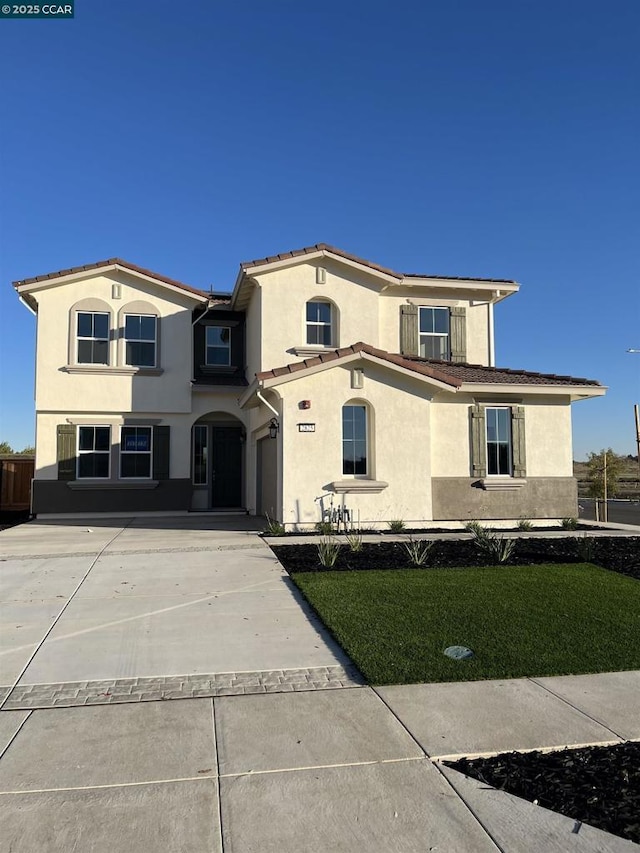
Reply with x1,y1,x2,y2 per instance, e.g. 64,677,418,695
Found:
445,741,640,845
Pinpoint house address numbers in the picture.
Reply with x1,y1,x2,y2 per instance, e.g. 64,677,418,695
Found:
298,423,315,432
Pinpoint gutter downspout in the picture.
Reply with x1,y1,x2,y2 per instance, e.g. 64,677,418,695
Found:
19,295,36,316
257,389,279,419
191,301,215,383
488,299,496,367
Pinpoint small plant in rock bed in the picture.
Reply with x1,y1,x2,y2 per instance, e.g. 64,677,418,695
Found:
388,519,406,533
264,514,286,536
315,520,335,535
574,535,595,562
517,518,533,531
466,523,515,564
402,536,434,567
345,527,364,552
317,536,341,568
561,517,579,530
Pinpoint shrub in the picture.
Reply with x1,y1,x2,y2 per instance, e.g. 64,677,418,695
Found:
464,520,486,537
403,536,434,567
575,535,595,562
264,514,285,536
317,536,341,568
467,524,515,564
561,517,579,530
388,519,406,533
315,521,335,535
517,518,533,531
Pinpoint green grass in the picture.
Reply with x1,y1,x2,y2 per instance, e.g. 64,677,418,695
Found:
292,564,640,685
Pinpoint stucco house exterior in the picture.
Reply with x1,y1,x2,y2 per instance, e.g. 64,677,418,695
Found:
14,243,605,526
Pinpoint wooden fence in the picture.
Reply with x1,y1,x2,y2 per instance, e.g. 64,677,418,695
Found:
0,456,34,512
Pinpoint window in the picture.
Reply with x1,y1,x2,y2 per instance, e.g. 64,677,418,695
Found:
419,307,449,359
205,327,231,366
193,424,208,484
77,426,110,478
120,426,152,478
124,315,157,367
77,312,109,364
486,408,512,476
342,404,367,475
306,301,333,346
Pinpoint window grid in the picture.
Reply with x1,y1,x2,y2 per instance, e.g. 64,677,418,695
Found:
77,312,109,365
306,301,332,346
124,314,157,368
419,307,449,360
77,426,111,479
486,407,512,476
342,404,367,476
120,426,153,479
205,327,231,366
193,424,208,485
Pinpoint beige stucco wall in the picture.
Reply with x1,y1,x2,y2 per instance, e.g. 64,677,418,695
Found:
33,271,195,414
270,361,434,527
430,394,574,478
247,259,493,373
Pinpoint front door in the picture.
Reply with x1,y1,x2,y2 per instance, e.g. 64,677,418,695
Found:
211,427,243,508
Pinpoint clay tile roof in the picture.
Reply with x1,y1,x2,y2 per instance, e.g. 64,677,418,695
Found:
255,343,463,387
403,358,603,387
13,258,210,299
240,243,516,284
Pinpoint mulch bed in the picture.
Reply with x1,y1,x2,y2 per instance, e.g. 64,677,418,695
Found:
272,536,640,578
445,742,640,845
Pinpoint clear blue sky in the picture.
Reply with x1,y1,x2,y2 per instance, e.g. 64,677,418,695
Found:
1,0,638,459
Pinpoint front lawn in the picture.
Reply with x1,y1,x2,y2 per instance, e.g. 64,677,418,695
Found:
292,564,640,684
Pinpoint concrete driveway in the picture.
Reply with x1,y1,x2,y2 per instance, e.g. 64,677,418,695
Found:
0,516,359,703
1,517,639,851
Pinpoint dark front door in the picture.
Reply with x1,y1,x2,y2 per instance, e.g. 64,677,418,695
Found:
211,427,243,508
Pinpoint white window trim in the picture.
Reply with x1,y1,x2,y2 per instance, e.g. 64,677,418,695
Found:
77,425,111,480
485,406,513,477
306,300,334,348
418,306,450,360
124,314,158,369
205,326,231,366
342,403,369,478
119,426,153,480
192,424,208,485
77,311,110,365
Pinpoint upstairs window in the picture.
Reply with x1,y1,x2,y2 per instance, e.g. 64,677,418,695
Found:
120,426,152,478
205,327,231,366
419,307,449,360
77,312,109,364
124,315,157,367
306,301,333,346
77,426,110,478
342,404,367,475
486,408,512,476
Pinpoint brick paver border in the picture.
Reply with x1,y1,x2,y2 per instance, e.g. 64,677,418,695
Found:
0,664,365,710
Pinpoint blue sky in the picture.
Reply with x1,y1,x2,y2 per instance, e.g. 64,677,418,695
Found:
1,0,638,458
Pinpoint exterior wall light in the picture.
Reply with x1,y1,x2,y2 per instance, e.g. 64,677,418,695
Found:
269,418,279,439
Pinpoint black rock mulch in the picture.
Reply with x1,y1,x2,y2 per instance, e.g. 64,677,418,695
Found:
445,742,640,845
272,536,640,578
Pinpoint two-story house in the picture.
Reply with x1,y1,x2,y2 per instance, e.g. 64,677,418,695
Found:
13,244,605,526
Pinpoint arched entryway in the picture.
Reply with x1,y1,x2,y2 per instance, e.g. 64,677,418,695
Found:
191,412,245,510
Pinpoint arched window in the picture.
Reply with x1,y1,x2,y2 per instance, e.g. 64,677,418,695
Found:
306,299,336,347
342,402,368,475
118,301,160,368
69,298,112,366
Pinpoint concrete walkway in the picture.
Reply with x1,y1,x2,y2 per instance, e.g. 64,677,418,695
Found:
1,517,639,851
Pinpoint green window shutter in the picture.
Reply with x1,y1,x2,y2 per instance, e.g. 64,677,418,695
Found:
470,405,486,478
153,426,170,480
400,304,419,356
57,424,76,481
450,307,467,363
511,406,527,478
